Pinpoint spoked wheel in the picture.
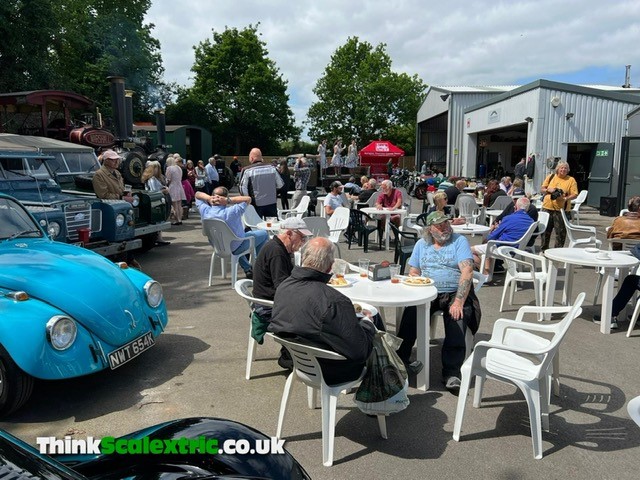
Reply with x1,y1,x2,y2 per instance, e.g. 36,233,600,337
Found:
0,346,34,416
413,184,428,200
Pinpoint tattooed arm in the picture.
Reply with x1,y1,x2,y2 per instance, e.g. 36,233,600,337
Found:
450,258,474,320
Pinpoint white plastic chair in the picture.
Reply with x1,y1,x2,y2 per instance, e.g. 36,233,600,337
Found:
303,216,330,237
234,279,274,380
278,195,310,220
495,246,549,316
453,293,585,460
627,297,640,337
366,191,380,208
570,190,588,224
429,271,488,359
397,186,412,211
628,395,640,427
269,333,387,467
327,207,350,258
202,218,255,288
488,195,513,211
242,204,263,230
561,211,601,248
592,238,640,305
455,194,480,223
481,221,539,282
527,211,550,253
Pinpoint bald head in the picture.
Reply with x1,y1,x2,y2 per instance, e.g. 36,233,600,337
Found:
249,148,262,163
301,237,334,273
455,180,466,191
515,197,530,211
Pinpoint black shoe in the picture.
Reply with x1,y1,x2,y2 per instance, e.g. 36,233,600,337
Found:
444,376,461,394
155,240,171,246
592,315,619,329
277,351,293,371
402,360,424,376
244,269,253,279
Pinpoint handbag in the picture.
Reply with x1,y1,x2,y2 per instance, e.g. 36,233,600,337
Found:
355,331,410,415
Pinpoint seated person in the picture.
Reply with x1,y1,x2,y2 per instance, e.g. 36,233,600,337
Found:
507,178,525,196
471,197,534,273
92,150,134,203
323,181,349,217
426,192,463,224
396,211,480,392
483,179,506,207
593,242,640,329
499,176,512,193
358,179,378,203
343,176,362,195
607,195,640,248
269,237,376,385
195,188,268,279
375,179,403,226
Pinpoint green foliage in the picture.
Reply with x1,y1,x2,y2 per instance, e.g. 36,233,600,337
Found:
176,25,300,155
306,37,425,154
0,1,165,121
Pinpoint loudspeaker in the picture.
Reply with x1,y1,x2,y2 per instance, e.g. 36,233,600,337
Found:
599,196,618,217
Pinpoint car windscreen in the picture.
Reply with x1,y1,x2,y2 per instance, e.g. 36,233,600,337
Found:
47,151,99,174
0,197,43,239
0,156,53,180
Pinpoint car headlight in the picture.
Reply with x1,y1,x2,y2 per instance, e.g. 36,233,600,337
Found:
46,316,77,350
132,195,140,207
47,221,61,238
115,213,125,227
144,281,163,308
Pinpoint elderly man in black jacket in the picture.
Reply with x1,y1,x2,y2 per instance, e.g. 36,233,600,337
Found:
269,237,375,385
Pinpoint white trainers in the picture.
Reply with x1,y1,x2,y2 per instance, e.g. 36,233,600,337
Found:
592,315,619,329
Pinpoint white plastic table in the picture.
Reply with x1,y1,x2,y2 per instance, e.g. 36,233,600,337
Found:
256,221,281,234
452,224,491,236
331,273,438,390
485,209,504,225
361,207,407,251
543,248,639,333
287,190,310,197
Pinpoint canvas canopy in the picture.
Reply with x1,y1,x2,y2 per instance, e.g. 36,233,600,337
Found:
358,140,405,160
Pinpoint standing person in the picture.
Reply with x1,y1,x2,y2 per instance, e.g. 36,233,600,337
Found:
239,147,284,219
524,154,536,196
205,156,219,194
141,161,170,246
165,157,186,226
386,159,394,176
268,237,376,386
514,157,526,181
331,139,344,173
540,161,578,251
346,139,358,170
396,211,481,393
375,179,403,227
317,139,327,174
276,159,292,210
230,156,241,184
195,160,208,193
292,156,311,209
195,187,268,279
186,160,197,190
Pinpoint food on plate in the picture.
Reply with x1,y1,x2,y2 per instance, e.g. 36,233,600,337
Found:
329,277,349,286
404,276,432,285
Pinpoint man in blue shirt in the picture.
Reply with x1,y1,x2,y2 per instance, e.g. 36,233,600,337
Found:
195,187,268,278
471,197,534,273
396,211,482,392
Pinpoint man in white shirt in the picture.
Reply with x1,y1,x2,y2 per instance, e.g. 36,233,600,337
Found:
205,156,220,194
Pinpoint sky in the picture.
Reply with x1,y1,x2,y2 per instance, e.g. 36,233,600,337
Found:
146,0,640,135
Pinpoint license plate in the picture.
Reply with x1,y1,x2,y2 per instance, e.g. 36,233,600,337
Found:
108,332,155,369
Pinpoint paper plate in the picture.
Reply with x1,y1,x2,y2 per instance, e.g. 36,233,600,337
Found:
402,277,433,286
585,247,599,253
328,277,353,288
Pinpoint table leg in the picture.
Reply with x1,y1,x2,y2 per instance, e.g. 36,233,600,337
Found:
385,218,390,251
600,268,615,334
415,303,430,391
544,261,558,320
563,264,574,306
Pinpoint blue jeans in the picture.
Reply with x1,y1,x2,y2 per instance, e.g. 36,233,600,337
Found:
234,230,268,272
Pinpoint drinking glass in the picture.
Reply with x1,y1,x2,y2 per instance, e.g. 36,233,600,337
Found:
333,260,347,278
389,264,401,283
358,259,370,278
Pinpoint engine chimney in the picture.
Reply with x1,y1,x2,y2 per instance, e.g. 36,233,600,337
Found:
108,76,128,139
623,65,631,88
155,109,166,147
125,90,134,137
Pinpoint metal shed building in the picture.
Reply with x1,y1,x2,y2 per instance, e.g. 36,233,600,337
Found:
417,80,640,208
134,125,212,162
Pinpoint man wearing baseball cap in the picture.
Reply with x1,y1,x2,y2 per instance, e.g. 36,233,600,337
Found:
323,180,349,217
396,210,482,393
251,216,312,369
93,150,133,202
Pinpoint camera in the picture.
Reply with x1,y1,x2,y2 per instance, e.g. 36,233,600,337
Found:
550,189,564,200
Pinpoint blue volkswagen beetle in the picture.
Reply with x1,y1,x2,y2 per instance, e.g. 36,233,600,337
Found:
0,193,168,415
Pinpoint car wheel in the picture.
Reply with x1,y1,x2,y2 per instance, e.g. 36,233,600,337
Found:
120,151,146,187
0,346,34,416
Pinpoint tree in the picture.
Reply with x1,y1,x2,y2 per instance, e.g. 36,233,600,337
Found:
183,25,299,154
306,37,425,154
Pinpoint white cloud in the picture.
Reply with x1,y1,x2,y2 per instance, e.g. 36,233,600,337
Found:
146,0,640,129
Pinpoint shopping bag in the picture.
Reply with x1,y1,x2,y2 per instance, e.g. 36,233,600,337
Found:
355,331,410,415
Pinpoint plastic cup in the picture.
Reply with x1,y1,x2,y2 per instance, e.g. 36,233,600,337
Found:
266,217,277,228
358,259,370,277
333,260,347,278
389,264,401,283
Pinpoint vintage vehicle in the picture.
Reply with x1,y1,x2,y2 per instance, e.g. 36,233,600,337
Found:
0,193,169,415
286,153,320,188
0,134,171,253
0,417,310,479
